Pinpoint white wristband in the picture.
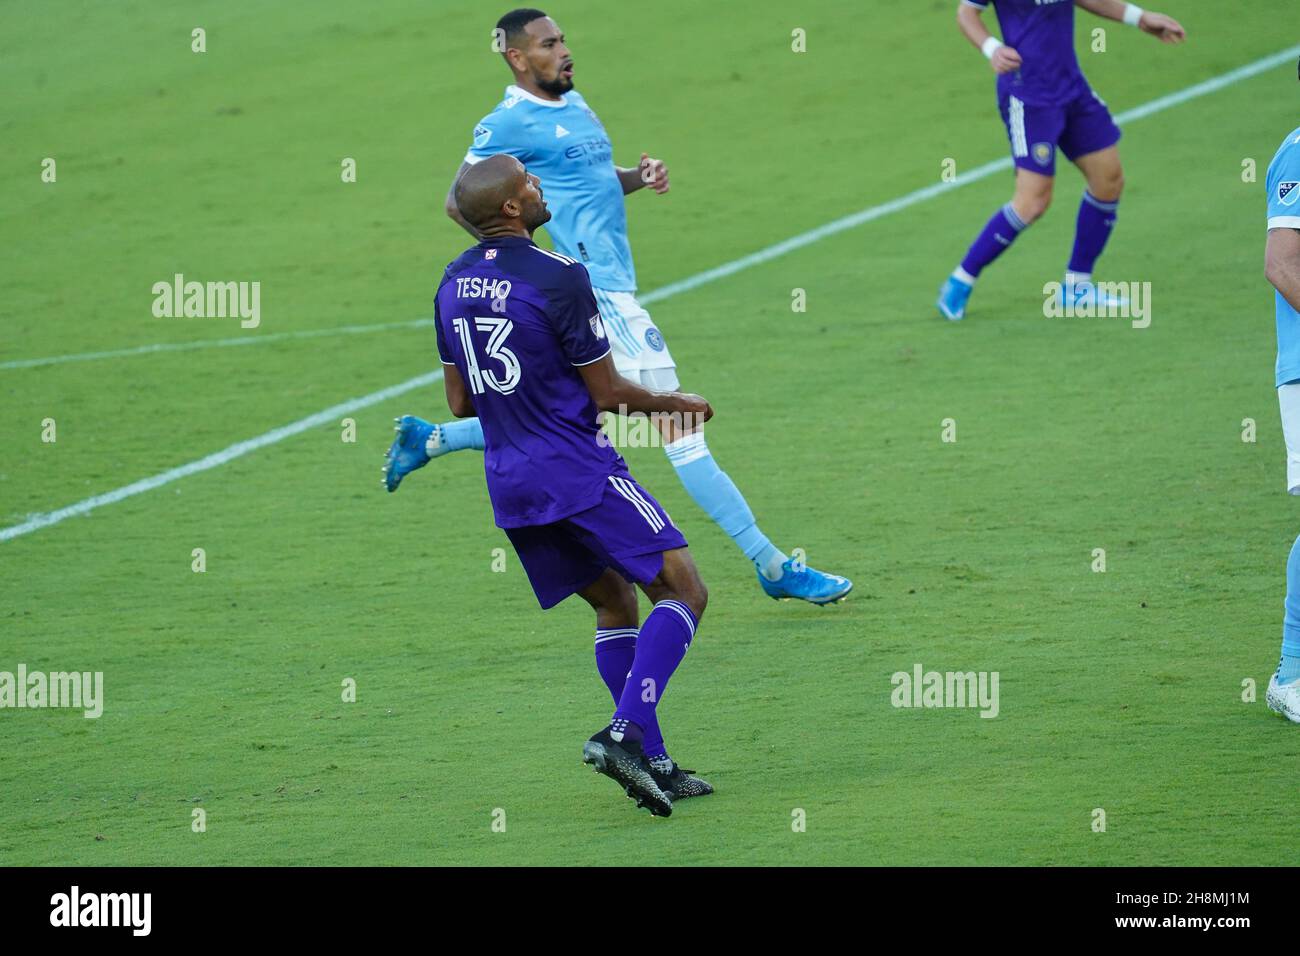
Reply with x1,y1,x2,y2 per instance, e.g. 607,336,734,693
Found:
981,36,1003,59
1122,3,1144,27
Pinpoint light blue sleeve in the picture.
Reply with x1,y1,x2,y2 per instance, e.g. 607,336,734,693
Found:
1267,131,1300,230
464,103,533,166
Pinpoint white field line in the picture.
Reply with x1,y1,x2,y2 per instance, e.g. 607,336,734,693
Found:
0,318,436,371
4,45,1296,543
0,371,443,542
642,43,1300,305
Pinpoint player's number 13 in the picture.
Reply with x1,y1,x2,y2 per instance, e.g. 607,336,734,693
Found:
453,316,522,396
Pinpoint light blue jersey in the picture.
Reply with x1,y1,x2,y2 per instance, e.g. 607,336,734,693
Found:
464,85,635,292
1268,126,1300,387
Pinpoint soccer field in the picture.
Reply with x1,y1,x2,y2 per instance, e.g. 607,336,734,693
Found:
3,0,1299,867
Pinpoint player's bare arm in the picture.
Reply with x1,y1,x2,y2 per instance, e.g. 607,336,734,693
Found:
617,153,669,195
1267,227,1300,314
957,2,1021,74
577,353,711,422
442,363,476,418
445,161,480,239
1073,0,1186,43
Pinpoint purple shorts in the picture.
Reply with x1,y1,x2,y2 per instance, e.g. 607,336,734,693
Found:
503,475,688,610
999,88,1121,176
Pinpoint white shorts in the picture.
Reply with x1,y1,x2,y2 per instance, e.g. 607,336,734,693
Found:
592,288,678,389
1281,383,1300,494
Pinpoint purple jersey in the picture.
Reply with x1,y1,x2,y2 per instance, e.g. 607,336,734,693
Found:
435,235,630,529
968,0,1090,106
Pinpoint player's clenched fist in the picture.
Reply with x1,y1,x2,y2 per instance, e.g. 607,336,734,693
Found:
639,152,669,194
677,393,713,424
1138,11,1185,44
990,44,1022,74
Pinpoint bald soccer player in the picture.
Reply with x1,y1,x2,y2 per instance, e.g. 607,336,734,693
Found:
414,153,718,816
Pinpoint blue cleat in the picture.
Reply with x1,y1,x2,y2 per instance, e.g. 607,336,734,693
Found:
758,559,853,606
383,414,435,493
936,275,973,321
1058,280,1128,312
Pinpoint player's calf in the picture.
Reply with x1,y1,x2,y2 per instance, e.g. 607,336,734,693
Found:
641,547,707,622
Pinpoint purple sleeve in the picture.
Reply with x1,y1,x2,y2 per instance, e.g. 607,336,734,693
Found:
549,267,611,367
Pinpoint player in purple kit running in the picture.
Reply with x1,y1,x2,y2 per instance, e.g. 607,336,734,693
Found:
937,0,1185,320
428,153,715,816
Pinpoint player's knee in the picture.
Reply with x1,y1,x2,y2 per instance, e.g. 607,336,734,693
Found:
1023,190,1052,222
1094,168,1124,201
596,573,639,625
1011,186,1051,225
684,584,708,623
681,575,708,620
1102,170,1123,200
611,580,640,622
583,571,639,626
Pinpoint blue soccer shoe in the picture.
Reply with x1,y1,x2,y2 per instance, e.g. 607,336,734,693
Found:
383,414,435,493
1057,280,1128,311
936,274,973,321
758,559,853,605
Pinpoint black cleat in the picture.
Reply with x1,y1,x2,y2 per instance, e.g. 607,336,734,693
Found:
650,762,714,800
582,728,673,817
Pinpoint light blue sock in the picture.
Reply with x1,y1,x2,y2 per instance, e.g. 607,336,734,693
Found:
1280,533,1300,684
431,418,485,456
664,432,787,580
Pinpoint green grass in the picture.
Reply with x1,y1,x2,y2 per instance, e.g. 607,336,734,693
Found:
2,0,1299,865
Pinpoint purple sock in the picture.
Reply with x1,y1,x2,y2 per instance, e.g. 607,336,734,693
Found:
959,203,1029,279
1067,191,1119,277
594,628,637,701
612,601,697,746
596,628,669,760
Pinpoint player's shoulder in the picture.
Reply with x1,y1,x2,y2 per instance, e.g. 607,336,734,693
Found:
475,86,537,129
483,85,563,123
1274,126,1300,157
519,242,588,278
505,242,591,294
437,246,484,290
1268,126,1300,178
